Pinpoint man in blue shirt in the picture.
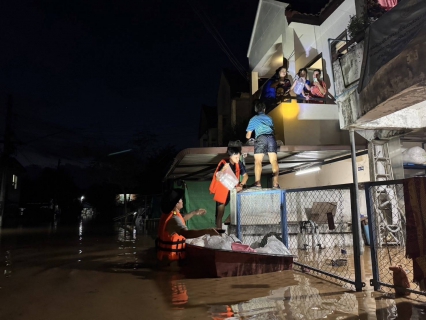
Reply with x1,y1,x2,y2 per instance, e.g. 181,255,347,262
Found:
246,101,279,189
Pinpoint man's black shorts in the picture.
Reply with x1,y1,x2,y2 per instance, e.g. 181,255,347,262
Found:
254,134,277,154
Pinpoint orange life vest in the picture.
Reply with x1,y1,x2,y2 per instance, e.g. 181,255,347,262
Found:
209,159,240,204
212,306,234,320
157,211,186,261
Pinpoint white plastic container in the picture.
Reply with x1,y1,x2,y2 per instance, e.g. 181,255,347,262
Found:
216,166,238,190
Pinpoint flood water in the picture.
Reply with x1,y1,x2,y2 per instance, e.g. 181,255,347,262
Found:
1,219,426,319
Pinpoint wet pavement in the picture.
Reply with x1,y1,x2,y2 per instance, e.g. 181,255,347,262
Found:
1,220,426,319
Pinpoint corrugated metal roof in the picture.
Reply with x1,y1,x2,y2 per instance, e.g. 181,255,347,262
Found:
164,145,368,181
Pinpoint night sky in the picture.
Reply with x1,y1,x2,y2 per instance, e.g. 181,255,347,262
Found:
0,0,257,167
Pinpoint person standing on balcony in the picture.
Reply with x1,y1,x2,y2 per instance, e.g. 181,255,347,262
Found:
262,66,291,112
309,69,327,103
245,101,280,189
157,188,219,263
210,147,249,229
291,68,311,103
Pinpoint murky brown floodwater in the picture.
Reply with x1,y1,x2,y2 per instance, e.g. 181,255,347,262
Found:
0,220,425,319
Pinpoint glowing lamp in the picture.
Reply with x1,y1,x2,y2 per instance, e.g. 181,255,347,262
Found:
280,100,300,119
295,167,321,175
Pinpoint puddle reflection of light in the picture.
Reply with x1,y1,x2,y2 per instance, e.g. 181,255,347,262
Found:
4,251,12,278
79,221,83,237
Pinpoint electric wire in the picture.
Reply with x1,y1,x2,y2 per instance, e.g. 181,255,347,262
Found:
190,0,246,73
187,0,247,79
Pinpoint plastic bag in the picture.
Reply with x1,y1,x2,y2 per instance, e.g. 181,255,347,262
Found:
205,235,225,249
216,165,238,190
266,236,292,255
186,234,210,247
231,243,256,252
256,247,273,254
293,76,306,95
403,146,426,164
256,235,292,255
205,234,233,250
189,237,206,247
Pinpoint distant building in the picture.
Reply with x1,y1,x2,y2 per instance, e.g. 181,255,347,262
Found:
0,157,25,219
198,105,218,147
217,68,251,146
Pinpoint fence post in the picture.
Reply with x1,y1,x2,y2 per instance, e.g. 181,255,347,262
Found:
350,184,364,291
236,193,241,240
365,183,381,291
281,190,288,247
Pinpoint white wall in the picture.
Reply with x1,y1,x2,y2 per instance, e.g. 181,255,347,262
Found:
279,154,370,189
291,0,356,96
248,0,288,75
248,0,356,96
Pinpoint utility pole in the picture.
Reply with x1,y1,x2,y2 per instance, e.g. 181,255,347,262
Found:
0,95,13,227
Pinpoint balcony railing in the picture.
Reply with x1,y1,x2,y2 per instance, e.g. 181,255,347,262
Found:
260,92,336,114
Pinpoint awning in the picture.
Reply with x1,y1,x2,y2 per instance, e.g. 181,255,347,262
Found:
164,145,368,181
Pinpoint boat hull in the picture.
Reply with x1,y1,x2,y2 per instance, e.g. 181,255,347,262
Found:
181,244,294,278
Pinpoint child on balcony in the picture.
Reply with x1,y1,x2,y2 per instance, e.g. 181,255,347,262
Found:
291,68,311,103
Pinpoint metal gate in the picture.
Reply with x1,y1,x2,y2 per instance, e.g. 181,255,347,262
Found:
233,185,364,291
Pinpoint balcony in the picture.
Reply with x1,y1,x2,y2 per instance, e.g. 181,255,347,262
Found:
252,89,365,146
332,1,426,135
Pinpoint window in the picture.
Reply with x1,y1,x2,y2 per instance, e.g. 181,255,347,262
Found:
12,175,18,189
331,31,348,61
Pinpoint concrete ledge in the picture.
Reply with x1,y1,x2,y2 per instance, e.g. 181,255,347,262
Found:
298,103,339,120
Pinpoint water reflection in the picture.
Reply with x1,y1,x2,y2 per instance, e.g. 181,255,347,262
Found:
1,221,426,319
4,250,12,278
117,224,137,243
171,275,189,308
373,297,426,319
208,275,359,319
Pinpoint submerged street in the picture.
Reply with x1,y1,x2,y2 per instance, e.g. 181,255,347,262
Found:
0,220,425,320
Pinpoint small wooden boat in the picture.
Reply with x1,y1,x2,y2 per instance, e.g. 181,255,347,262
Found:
181,244,294,278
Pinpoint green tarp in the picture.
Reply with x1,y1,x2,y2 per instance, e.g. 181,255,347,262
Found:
181,175,263,230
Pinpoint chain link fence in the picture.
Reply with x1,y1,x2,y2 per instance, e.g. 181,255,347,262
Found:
286,184,363,291
365,180,426,300
229,189,286,247
229,185,363,291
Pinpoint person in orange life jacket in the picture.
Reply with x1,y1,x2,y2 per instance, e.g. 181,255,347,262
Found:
157,188,219,262
209,147,249,229
246,101,280,189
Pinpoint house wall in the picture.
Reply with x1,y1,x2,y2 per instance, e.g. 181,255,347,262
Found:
248,0,356,97
199,129,218,147
236,95,253,124
248,0,287,76
268,101,364,145
291,0,356,97
278,154,370,189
